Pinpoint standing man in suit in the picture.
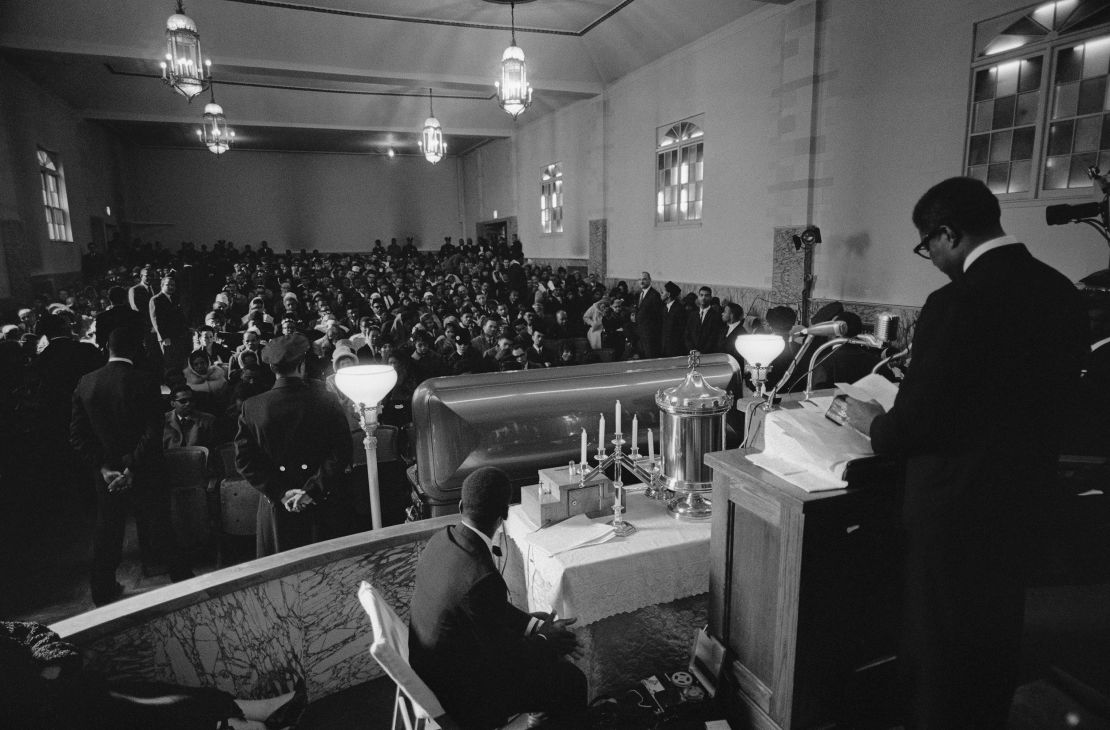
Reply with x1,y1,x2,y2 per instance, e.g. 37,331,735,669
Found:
834,177,1087,728
71,327,191,606
234,333,352,558
150,275,190,386
95,286,146,353
719,301,747,359
33,314,104,509
661,281,686,357
128,265,155,318
634,271,664,359
409,467,587,729
684,285,724,354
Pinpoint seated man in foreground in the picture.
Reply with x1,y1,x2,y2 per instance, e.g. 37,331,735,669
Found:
409,467,587,729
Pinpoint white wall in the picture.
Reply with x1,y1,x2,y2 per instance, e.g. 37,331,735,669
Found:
122,149,465,252
475,0,1110,311
815,0,1110,306
461,139,515,236
0,59,124,297
511,97,605,259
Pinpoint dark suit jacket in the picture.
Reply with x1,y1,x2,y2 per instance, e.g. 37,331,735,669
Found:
721,322,747,361
684,306,724,353
149,291,188,342
634,287,664,357
94,306,146,351
409,524,556,728
1073,341,1110,456
661,301,686,357
868,243,1086,728
871,244,1086,464
128,284,153,322
35,337,104,432
71,360,163,474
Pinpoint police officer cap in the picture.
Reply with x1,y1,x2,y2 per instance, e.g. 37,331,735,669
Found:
262,333,310,366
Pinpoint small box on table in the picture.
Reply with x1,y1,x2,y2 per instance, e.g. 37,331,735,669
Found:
520,465,614,528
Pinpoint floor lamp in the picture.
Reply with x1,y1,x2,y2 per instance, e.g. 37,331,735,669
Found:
335,364,398,530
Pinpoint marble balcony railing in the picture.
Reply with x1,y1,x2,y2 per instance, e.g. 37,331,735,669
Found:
50,515,456,702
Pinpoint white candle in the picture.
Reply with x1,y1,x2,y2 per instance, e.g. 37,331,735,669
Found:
631,414,638,449
648,428,654,462
598,415,605,449
580,428,587,466
615,400,622,434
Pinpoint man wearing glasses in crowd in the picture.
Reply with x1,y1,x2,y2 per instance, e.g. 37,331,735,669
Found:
832,177,1087,728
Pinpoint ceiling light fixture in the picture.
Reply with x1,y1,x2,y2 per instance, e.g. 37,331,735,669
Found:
495,1,533,119
196,80,233,155
159,0,211,100
388,148,396,158
419,88,446,164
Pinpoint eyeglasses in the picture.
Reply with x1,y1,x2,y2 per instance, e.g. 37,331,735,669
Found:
175,397,193,404
913,228,943,259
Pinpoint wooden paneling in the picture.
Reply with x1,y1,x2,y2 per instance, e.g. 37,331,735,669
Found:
706,447,901,729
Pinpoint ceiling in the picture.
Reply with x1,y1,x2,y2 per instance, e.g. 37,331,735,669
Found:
0,0,790,156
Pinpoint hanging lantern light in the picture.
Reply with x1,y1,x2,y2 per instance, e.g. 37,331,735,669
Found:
419,89,446,164
196,82,234,155
495,1,533,118
159,0,211,100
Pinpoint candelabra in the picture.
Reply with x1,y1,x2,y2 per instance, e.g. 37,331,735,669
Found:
575,430,662,537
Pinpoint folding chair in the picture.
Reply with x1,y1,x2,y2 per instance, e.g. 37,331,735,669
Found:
356,581,528,730
163,446,213,550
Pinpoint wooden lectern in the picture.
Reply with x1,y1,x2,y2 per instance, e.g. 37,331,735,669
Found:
706,399,903,729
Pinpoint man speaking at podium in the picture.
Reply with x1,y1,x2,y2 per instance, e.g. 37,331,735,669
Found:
835,177,1087,728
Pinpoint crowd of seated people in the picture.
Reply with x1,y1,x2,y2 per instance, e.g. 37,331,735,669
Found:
0,232,905,540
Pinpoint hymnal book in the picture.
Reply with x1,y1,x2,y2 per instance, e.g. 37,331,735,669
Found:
825,373,899,426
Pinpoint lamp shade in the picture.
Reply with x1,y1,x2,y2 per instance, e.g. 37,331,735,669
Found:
334,364,397,406
734,334,785,366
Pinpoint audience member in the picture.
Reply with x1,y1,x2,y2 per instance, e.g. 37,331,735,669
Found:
163,385,217,450
70,327,191,605
684,286,724,354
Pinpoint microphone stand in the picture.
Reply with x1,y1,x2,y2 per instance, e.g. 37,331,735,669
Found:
802,336,888,400
762,334,815,411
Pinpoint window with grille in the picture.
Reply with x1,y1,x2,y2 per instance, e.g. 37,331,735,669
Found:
540,163,563,234
966,0,1110,198
656,116,704,225
37,148,72,242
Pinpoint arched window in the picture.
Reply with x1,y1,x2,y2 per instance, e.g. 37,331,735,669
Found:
37,147,72,242
656,116,704,224
966,1,1110,197
541,163,563,234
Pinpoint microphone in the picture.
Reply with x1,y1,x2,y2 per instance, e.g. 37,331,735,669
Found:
875,313,900,343
1046,201,1104,225
796,321,848,338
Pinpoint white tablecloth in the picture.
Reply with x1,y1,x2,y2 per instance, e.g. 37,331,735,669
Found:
503,490,711,626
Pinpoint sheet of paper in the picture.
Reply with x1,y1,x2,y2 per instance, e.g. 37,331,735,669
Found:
835,373,899,412
521,514,616,556
747,408,875,492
